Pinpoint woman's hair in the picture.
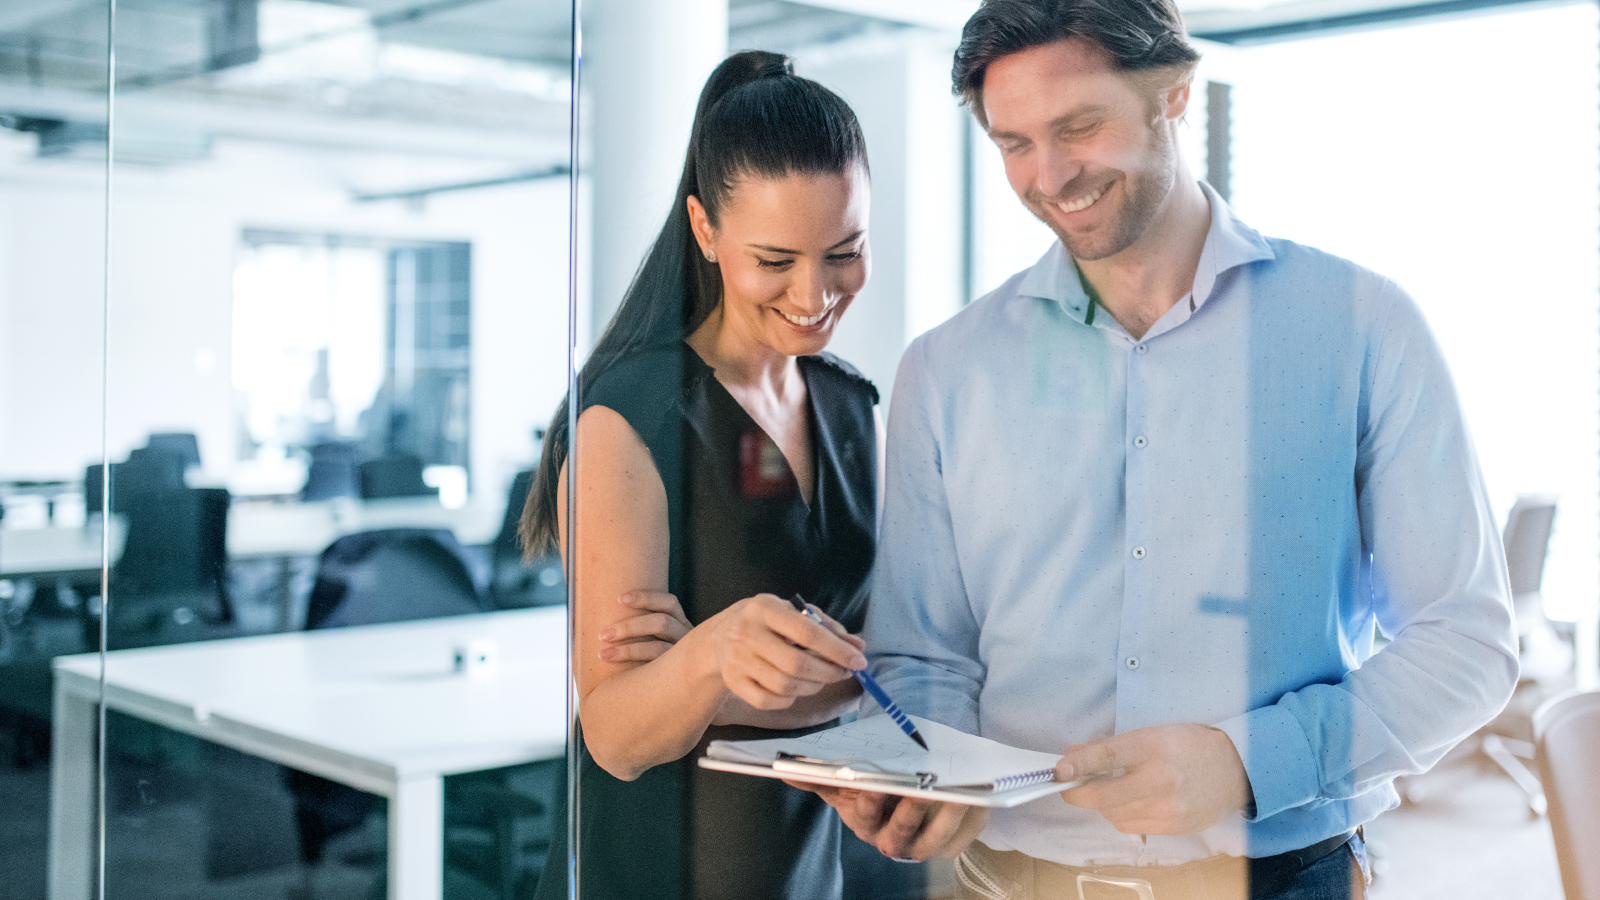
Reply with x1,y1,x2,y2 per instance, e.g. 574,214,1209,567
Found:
520,50,869,557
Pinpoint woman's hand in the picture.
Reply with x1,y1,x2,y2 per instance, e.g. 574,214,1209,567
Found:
598,590,691,664
699,593,866,710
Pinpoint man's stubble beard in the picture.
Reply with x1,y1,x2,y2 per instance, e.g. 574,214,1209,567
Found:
1027,118,1179,263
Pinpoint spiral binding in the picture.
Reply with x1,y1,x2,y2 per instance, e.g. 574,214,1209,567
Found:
986,769,1057,792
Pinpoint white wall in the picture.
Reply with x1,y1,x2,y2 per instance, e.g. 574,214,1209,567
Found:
799,32,967,400
0,135,575,503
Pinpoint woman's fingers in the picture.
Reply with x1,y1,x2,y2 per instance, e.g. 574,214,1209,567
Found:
600,611,690,644
754,596,867,671
747,627,856,685
599,639,672,663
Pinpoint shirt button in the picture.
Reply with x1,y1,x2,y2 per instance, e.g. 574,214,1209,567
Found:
1133,435,1147,448
1126,656,1140,669
1135,343,1148,354
1132,546,1146,559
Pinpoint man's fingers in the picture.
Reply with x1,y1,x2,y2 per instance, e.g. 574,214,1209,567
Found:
1059,771,1144,812
1059,736,1139,781
876,797,934,858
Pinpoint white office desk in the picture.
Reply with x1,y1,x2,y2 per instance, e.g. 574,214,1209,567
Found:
48,607,569,900
0,498,504,578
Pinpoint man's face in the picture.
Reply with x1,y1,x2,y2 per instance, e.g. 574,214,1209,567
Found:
982,39,1186,262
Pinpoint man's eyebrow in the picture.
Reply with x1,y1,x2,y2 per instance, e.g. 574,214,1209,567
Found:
989,105,1114,141
748,231,863,255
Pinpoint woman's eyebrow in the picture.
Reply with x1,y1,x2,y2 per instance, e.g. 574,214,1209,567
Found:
747,232,863,255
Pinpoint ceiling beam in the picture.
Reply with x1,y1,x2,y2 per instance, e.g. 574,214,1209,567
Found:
0,0,96,35
1185,0,1554,43
776,0,979,31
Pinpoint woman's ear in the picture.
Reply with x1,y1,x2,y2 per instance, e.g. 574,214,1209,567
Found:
686,195,717,262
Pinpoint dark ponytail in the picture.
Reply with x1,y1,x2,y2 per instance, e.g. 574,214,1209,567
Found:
520,50,869,557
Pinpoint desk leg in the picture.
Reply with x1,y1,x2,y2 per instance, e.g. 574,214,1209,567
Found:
274,556,295,633
47,685,95,900
390,774,444,900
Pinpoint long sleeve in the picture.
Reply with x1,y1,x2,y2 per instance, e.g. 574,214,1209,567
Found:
1217,282,1519,822
862,337,986,734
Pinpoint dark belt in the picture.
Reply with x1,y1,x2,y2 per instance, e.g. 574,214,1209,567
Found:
1027,830,1357,900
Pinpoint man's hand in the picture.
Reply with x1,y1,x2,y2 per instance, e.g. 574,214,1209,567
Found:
1057,723,1253,835
785,782,988,861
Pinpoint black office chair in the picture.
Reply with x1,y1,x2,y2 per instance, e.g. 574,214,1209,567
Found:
287,528,550,899
301,442,360,502
488,470,565,609
357,453,437,500
85,447,189,518
145,432,202,472
96,486,232,650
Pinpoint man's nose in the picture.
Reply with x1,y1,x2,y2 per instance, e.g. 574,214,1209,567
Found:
1036,146,1082,199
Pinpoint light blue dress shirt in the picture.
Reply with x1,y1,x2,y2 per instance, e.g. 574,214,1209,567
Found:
865,184,1518,866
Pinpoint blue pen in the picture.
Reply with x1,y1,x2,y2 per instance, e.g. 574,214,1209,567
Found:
789,594,929,751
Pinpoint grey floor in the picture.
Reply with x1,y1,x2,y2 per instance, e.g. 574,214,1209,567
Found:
1367,753,1564,900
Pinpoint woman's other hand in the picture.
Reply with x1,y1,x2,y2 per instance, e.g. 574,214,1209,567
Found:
598,590,692,664
701,593,866,710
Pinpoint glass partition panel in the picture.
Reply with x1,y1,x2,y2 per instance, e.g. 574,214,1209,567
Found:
562,4,974,898
564,2,1597,900
94,0,575,897
0,2,111,897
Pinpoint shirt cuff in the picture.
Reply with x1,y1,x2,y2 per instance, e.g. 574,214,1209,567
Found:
1217,704,1321,822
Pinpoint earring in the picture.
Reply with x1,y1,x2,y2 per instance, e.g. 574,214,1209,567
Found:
705,250,717,263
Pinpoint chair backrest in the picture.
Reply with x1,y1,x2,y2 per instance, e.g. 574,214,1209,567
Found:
487,469,567,608
146,432,202,472
304,528,486,630
87,448,190,517
357,453,437,500
492,469,534,562
1535,689,1600,900
109,486,231,621
1503,496,1557,598
302,442,360,502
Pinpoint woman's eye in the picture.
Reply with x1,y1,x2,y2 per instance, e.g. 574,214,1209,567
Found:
827,251,863,263
756,258,793,269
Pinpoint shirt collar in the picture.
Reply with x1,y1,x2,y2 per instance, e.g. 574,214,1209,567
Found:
1017,181,1275,325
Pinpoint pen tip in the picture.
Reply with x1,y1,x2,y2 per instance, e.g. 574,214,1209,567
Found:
913,733,928,751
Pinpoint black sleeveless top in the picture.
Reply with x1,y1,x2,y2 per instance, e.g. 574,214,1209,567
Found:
536,343,879,900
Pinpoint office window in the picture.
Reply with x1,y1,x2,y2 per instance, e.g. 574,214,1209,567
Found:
1229,2,1600,621
232,232,472,487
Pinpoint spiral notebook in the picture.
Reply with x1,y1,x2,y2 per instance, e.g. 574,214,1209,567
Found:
699,714,1070,808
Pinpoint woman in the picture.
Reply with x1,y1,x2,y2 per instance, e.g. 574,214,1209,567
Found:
522,51,880,900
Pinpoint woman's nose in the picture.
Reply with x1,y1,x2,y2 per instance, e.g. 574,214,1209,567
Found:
790,264,831,313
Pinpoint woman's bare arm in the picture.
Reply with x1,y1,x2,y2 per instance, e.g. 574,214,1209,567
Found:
563,406,865,781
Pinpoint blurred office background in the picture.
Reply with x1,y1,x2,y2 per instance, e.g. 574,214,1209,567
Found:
1,0,1597,899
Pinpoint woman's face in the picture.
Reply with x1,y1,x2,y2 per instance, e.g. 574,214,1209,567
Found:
691,165,870,359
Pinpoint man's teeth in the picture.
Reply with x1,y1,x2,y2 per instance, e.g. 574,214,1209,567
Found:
1057,185,1106,214
783,311,826,327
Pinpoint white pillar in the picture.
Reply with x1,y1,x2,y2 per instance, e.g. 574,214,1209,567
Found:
584,0,728,338
797,34,967,400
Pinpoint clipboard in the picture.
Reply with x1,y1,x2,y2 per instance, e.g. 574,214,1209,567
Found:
698,715,1074,808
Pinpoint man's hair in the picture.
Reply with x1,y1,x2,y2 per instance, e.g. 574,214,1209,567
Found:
953,0,1201,125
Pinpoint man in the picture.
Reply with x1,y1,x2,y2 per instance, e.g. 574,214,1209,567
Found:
800,1,1519,897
